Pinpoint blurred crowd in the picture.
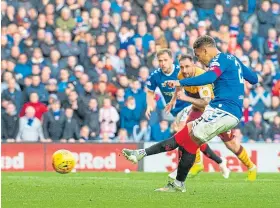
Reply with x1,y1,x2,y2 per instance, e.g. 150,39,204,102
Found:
1,0,280,143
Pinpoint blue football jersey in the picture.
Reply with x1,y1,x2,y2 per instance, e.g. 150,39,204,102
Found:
146,64,190,116
208,53,258,119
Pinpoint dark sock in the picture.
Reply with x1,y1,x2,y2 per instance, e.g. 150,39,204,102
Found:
145,136,179,156
176,149,196,182
201,144,222,164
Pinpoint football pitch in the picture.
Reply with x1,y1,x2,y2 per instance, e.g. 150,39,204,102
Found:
2,172,280,208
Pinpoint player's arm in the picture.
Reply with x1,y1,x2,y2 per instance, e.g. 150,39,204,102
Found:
239,60,259,85
166,60,226,87
179,71,218,86
165,86,181,114
177,86,211,109
146,89,155,110
145,74,157,119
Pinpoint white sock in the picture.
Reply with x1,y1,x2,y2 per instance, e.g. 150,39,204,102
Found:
168,169,177,180
137,149,147,156
174,179,183,187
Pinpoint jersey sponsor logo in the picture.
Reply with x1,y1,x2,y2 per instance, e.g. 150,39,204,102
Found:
162,91,174,97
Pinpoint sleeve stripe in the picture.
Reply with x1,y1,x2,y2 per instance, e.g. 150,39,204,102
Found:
212,66,222,77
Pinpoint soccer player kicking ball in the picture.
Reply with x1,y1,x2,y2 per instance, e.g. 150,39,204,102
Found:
166,54,257,181
123,36,258,192
123,48,229,186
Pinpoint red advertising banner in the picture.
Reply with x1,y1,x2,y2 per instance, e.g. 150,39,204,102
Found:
1,143,138,172
45,144,138,172
1,144,45,171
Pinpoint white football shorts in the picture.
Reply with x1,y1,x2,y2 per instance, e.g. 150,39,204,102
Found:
192,105,239,143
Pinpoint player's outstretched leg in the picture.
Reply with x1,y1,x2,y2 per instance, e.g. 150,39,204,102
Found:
122,136,179,164
219,131,257,181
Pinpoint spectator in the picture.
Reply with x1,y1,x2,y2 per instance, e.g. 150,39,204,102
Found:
30,48,46,67
249,84,271,113
211,4,230,31
20,92,48,120
272,80,280,96
1,71,21,93
43,100,66,141
115,88,125,112
62,107,80,143
57,31,80,57
40,32,56,57
14,54,32,80
152,26,168,50
99,98,119,138
94,81,111,107
125,79,146,115
81,81,95,105
24,75,49,103
58,69,70,92
241,97,253,126
263,96,280,122
16,106,45,142
138,66,150,89
120,96,141,136
134,24,154,53
84,98,100,140
257,1,276,39
243,112,269,143
151,120,171,141
238,23,258,49
2,78,22,112
56,7,75,31
93,73,118,96
46,50,66,79
162,0,185,18
267,115,280,143
64,90,86,124
233,128,249,143
182,1,198,24
264,28,279,65
79,125,91,142
133,120,151,142
115,128,130,142
194,0,221,20
2,103,19,142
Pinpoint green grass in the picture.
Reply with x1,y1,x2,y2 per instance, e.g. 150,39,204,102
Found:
2,172,280,208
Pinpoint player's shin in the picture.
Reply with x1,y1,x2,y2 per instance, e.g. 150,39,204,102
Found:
235,145,254,170
175,148,196,185
200,143,222,164
145,137,179,156
122,137,179,164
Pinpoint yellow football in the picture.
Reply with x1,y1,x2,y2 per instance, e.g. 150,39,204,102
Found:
52,149,76,174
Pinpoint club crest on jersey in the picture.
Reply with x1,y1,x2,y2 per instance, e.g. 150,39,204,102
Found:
203,90,209,96
161,83,174,89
